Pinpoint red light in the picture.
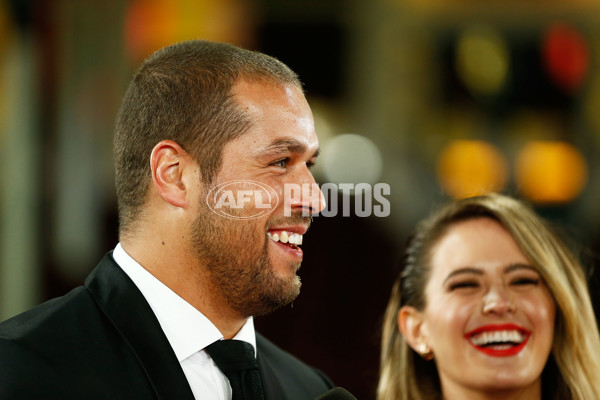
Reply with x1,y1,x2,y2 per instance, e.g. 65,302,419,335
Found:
542,22,589,94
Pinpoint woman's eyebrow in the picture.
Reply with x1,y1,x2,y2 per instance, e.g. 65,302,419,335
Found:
504,263,538,274
443,267,483,285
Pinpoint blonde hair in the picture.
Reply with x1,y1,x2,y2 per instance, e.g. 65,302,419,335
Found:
377,193,600,400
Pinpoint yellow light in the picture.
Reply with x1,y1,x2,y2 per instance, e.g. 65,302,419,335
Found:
515,141,587,204
455,25,509,96
125,0,255,63
437,140,508,199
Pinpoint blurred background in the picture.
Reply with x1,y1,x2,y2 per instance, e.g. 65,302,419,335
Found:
1,0,600,398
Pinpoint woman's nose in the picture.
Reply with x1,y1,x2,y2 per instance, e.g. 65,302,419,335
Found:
482,285,516,315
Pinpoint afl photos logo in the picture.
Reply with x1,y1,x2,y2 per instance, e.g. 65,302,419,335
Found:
206,180,279,220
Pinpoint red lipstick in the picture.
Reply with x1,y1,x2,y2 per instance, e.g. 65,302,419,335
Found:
465,324,530,357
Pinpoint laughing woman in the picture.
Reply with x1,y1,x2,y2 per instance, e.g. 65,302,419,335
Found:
378,194,600,400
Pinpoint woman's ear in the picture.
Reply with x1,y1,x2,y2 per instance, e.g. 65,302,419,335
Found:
398,305,430,355
150,140,196,208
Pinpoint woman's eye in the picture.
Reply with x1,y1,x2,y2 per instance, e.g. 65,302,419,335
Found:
449,281,479,291
511,277,540,286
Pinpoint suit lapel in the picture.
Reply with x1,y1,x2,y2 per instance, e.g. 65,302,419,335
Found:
85,253,196,400
257,352,287,400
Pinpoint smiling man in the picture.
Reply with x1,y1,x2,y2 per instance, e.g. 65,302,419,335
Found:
0,40,333,400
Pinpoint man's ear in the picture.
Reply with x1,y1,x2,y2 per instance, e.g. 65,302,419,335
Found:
150,140,196,208
398,305,429,353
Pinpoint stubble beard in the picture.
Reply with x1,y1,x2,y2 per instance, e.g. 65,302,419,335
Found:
191,201,304,317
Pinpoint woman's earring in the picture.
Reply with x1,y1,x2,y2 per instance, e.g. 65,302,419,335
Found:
418,343,434,361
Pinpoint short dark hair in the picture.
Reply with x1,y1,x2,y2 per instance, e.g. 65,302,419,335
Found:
113,40,302,233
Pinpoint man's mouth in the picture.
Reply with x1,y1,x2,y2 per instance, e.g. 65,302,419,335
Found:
465,324,530,357
267,230,303,248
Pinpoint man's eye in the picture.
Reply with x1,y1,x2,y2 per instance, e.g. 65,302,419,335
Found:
270,158,289,168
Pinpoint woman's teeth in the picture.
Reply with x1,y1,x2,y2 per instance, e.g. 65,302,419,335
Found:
470,330,526,347
267,231,303,245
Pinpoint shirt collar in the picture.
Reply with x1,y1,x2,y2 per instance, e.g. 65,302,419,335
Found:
112,243,257,361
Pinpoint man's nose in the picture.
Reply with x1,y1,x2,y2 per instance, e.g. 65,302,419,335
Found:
284,167,325,215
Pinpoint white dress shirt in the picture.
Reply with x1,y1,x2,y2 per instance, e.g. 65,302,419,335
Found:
112,243,256,400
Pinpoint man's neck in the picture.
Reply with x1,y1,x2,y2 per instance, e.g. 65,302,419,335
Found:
120,239,249,340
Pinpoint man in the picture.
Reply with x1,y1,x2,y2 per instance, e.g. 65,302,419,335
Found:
0,40,333,399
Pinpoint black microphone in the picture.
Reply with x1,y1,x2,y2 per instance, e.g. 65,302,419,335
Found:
314,387,358,400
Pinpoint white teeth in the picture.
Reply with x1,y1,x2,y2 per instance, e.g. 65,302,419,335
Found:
289,233,302,245
470,330,525,346
268,231,303,246
280,231,289,243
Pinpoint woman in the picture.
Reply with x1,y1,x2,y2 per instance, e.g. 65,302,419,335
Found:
378,193,600,400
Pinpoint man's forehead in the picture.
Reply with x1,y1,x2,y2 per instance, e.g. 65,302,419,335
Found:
231,79,307,112
228,79,318,155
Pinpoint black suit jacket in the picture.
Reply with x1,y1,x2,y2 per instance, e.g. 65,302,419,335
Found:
0,253,333,399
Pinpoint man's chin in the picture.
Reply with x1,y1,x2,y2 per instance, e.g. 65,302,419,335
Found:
272,260,301,278
251,276,301,317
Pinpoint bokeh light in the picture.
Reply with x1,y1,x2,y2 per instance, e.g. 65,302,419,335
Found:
515,141,587,203
125,0,254,63
125,0,178,62
455,25,509,97
437,140,508,199
542,22,589,94
321,134,383,186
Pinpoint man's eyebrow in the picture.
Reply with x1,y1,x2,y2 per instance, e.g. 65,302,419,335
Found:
443,267,483,285
256,138,320,158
